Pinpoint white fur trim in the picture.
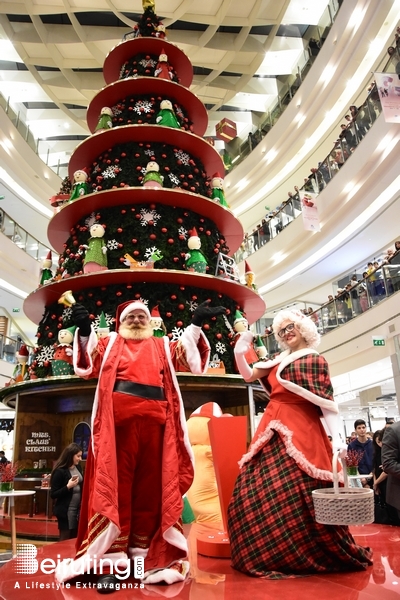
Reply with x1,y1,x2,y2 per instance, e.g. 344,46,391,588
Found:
179,324,210,374
239,420,341,482
73,330,118,455
120,302,151,322
128,547,149,559
54,526,122,582
162,336,194,472
142,561,189,584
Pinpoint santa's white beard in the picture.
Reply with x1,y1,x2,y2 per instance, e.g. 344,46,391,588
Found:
119,322,153,340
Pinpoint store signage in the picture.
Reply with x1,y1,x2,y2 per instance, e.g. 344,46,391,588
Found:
372,337,385,347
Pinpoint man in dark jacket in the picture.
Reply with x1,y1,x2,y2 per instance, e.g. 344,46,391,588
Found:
347,419,373,487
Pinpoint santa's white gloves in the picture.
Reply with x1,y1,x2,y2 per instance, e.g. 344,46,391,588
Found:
321,408,347,457
234,330,254,381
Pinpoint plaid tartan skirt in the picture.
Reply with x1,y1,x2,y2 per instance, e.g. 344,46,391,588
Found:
227,432,373,578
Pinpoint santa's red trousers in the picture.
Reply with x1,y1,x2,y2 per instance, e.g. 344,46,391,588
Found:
110,392,167,552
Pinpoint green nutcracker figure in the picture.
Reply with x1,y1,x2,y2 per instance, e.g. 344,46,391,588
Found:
95,107,113,133
185,227,207,273
156,99,181,128
150,306,167,337
83,224,108,273
39,250,53,286
143,161,164,189
211,172,229,208
69,169,89,202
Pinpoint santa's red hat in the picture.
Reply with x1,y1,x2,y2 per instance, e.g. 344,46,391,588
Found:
116,300,151,323
189,227,198,237
46,250,52,260
151,305,161,318
212,172,222,179
189,402,223,419
245,261,253,274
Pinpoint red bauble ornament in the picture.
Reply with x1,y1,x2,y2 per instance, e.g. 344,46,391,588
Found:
136,214,141,219
133,250,140,256
206,230,211,236
135,293,141,299
166,312,172,318
178,235,185,241
131,238,137,244
44,360,50,367
119,257,125,263
149,233,157,240
203,324,210,331
171,295,177,301
149,204,156,210
116,291,122,297
177,218,183,224
136,166,142,171
48,332,54,339
216,333,222,340
173,257,179,262
121,152,126,158
161,227,167,233
167,238,174,244
178,304,185,310
177,321,183,327
96,301,102,307
117,228,123,233
164,166,170,172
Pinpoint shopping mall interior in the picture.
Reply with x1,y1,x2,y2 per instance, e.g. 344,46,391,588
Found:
0,0,400,598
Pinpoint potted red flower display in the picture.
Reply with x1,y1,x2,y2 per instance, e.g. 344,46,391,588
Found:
0,462,19,492
345,450,364,476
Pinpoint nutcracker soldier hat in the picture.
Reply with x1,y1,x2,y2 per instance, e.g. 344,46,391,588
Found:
245,261,254,275
189,402,223,419
17,344,29,358
151,305,162,319
98,312,108,329
233,309,247,325
255,335,264,349
117,300,151,323
65,326,77,337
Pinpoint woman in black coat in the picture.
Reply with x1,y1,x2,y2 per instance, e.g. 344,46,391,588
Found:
50,443,83,541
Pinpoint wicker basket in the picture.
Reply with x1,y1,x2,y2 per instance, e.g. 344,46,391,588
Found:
312,451,374,525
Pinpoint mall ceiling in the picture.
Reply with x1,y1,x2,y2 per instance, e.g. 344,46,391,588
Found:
0,0,332,173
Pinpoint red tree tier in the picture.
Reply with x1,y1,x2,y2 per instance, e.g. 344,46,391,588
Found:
24,25,265,380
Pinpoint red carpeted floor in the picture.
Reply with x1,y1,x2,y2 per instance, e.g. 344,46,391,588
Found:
0,523,400,599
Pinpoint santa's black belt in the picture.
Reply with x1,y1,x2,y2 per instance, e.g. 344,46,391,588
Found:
113,379,165,400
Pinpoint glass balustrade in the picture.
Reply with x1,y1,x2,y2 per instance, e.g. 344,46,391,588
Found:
0,208,55,263
259,260,400,357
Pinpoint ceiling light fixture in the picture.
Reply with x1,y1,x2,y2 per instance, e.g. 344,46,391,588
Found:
0,278,28,299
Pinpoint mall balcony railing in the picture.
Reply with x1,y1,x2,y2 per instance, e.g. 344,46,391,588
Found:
235,49,398,263
0,207,55,263
260,259,400,356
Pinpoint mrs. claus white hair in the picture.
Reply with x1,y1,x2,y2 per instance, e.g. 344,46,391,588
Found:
272,309,320,351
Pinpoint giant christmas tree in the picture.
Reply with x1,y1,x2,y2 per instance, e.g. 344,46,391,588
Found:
23,3,265,381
